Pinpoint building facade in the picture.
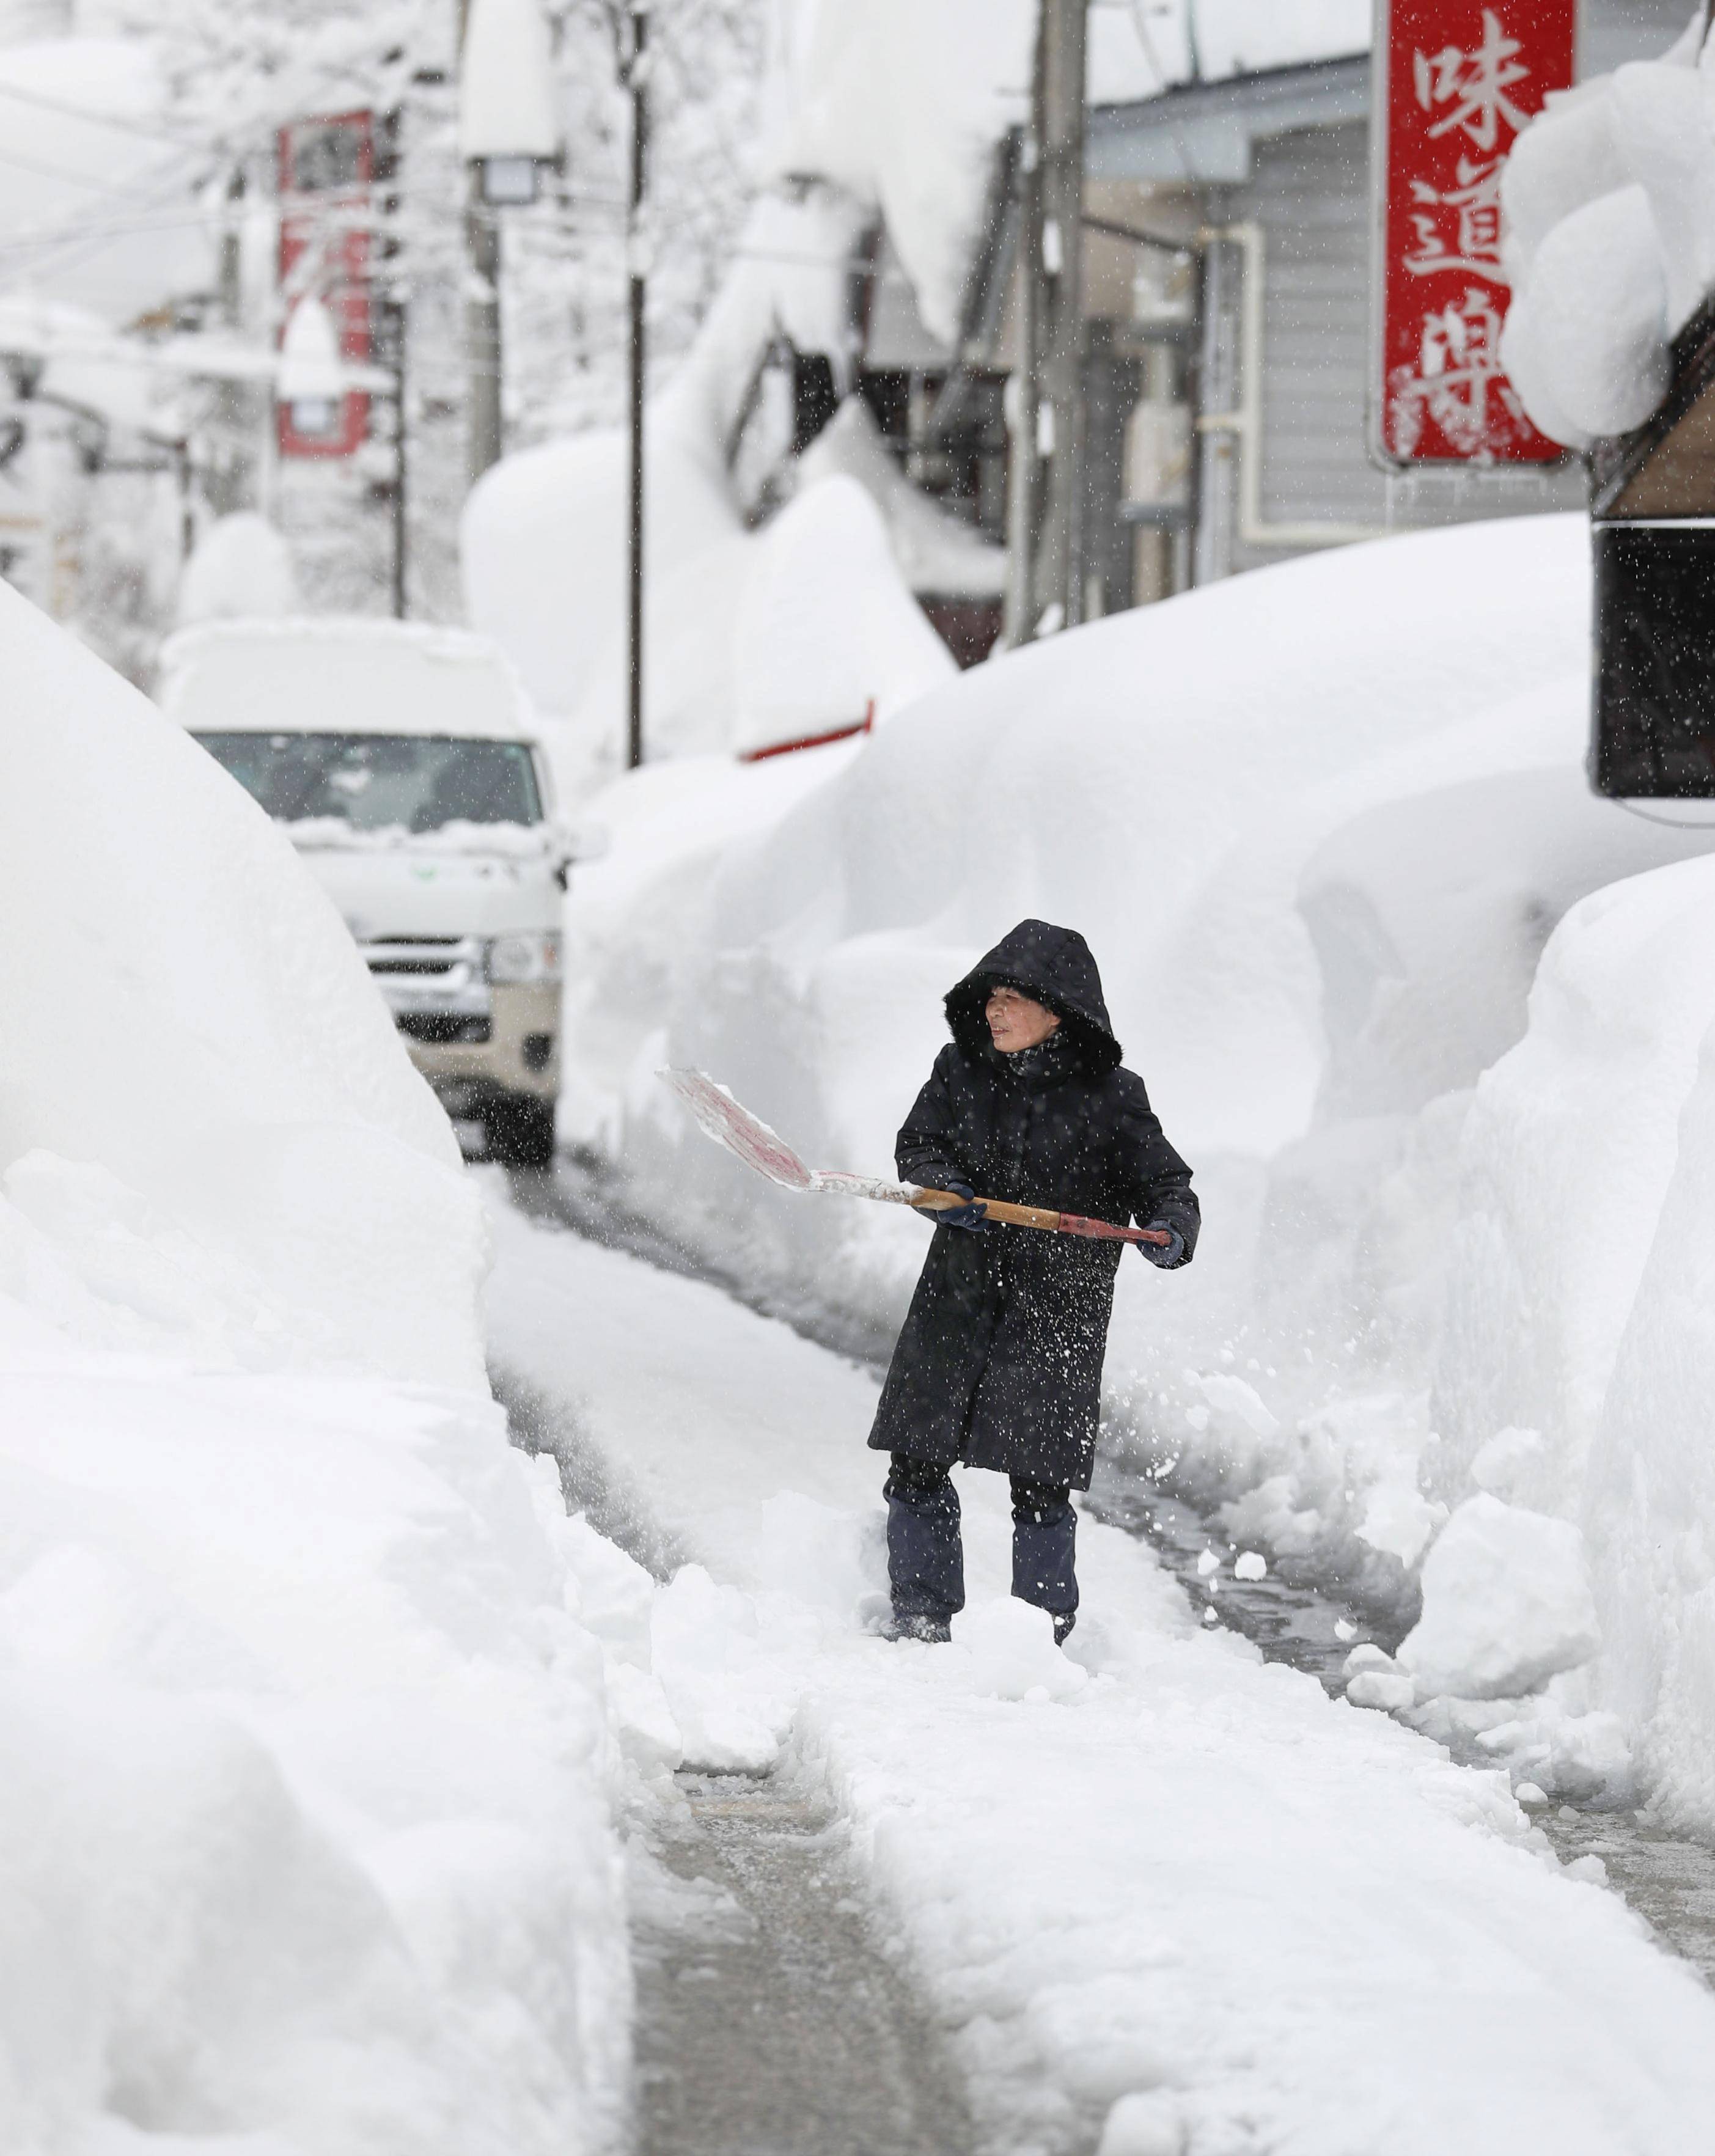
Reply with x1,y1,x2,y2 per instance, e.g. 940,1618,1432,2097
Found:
790,0,1690,652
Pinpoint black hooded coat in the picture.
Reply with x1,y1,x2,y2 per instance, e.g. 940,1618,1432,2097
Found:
867,921,1199,1492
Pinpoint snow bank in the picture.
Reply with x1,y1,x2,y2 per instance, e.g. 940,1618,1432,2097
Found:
1422,852,1715,1828
0,1373,632,2154
1,577,483,1388
1596,996,1715,1830
798,396,1005,598
177,513,299,625
0,592,634,2146
731,474,956,755
1502,15,1715,446
489,1199,1715,2156
1397,1493,1600,1701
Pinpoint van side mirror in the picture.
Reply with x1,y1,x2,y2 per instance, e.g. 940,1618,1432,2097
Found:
557,820,610,864
551,819,611,890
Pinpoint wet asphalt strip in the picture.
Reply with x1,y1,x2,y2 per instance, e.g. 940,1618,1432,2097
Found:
631,1773,974,2156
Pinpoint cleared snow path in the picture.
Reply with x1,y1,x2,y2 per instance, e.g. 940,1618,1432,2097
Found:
631,1770,973,2155
485,1178,1715,2156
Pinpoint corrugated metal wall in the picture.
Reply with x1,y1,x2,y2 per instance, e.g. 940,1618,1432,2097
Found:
1229,122,1581,578
1239,123,1384,548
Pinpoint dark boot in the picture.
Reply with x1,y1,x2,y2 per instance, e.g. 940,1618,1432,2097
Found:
1011,1476,1078,1640
877,1611,953,1645
884,1454,964,1636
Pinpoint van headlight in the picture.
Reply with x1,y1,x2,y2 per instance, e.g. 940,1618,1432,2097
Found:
487,931,562,985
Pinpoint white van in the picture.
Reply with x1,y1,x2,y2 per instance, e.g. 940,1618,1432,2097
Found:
161,617,580,1165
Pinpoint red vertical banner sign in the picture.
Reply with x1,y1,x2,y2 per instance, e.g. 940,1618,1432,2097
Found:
277,112,374,460
1373,2,1576,466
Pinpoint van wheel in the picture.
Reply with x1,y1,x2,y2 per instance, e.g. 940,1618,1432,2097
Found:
487,1098,556,1168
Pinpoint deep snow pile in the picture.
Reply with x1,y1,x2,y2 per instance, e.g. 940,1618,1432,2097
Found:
0,587,631,2150
1503,12,1715,446
177,512,300,625
548,512,1715,1816
487,1196,1715,2156
0,578,483,1388
1413,853,1715,1832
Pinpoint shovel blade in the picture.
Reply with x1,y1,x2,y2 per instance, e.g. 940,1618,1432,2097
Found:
660,1069,815,1191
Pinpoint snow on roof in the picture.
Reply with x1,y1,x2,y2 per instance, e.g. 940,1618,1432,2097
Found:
458,0,560,161
760,0,1369,343
1500,14,1710,449
158,618,543,744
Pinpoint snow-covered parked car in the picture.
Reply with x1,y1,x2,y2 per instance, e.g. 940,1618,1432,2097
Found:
161,617,584,1165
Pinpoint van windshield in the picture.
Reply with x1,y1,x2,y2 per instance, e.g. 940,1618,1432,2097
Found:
194,733,543,832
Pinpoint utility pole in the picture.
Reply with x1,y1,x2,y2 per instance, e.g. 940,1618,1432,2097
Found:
381,288,409,617
208,164,265,516
458,0,499,487
377,104,408,617
623,1,650,769
1006,0,1089,645
1192,217,1239,585
1003,108,1041,647
465,178,502,485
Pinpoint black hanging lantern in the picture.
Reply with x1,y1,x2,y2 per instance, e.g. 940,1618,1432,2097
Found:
1591,302,1715,799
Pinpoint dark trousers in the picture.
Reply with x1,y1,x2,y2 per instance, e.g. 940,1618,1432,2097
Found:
884,1454,1078,1624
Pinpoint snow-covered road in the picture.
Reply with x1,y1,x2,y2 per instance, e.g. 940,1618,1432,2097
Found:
485,1183,1715,2156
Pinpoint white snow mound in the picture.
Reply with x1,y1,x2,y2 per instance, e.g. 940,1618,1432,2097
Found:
0,578,484,1388
1397,1494,1599,1701
951,1595,1087,1702
1502,19,1715,446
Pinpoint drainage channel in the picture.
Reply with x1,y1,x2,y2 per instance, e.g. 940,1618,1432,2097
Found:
632,1772,973,2156
505,1160,1715,1992
1086,1465,1715,1987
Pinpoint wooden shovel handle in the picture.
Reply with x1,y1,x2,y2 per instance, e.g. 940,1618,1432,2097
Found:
912,1188,1171,1245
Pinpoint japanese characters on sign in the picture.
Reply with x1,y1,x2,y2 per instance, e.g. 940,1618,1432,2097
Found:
277,112,374,460
1374,2,1576,466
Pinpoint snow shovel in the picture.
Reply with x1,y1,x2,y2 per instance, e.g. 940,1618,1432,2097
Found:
661,1068,1171,1246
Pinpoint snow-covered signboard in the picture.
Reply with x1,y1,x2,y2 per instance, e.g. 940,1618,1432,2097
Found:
276,112,375,460
1373,2,1574,466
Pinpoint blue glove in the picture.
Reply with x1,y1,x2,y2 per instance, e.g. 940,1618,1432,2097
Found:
935,1179,991,1233
1138,1223,1185,1268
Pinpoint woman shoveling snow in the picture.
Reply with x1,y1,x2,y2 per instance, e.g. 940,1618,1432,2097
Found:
867,921,1200,1645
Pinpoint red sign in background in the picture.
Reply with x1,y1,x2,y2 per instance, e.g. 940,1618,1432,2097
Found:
1376,2,1576,465
277,112,374,460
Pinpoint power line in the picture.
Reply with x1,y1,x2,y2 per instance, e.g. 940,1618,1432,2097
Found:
0,137,202,198
0,76,207,151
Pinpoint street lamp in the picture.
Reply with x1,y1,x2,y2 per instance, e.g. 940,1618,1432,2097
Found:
277,295,345,439
458,0,561,479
